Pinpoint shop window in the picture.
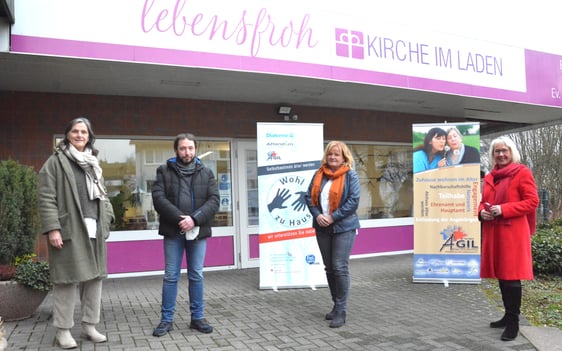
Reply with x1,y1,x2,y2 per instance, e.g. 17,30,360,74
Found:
93,138,232,231
55,137,411,230
347,143,413,219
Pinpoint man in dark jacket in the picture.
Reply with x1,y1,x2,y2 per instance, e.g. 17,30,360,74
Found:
151,133,220,336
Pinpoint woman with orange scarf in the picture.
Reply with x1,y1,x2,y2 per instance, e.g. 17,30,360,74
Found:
479,136,539,341
306,141,360,328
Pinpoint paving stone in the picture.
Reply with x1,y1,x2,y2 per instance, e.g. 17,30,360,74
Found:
2,254,545,350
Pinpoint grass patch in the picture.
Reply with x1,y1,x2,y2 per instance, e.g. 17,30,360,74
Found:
481,276,562,329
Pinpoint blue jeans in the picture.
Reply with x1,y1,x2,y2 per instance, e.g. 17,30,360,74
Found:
161,235,207,322
316,229,356,312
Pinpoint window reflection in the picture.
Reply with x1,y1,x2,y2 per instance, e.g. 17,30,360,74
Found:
348,144,413,219
78,138,411,232
243,142,413,223
94,138,232,231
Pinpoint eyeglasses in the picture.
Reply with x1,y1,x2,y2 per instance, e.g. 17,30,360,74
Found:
494,148,510,155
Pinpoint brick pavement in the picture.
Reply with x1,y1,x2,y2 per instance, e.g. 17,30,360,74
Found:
4,254,539,350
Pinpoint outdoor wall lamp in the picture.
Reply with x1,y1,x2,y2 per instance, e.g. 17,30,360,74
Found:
278,105,292,115
277,105,298,121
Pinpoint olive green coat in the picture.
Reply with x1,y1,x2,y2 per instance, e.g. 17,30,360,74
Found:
38,149,114,284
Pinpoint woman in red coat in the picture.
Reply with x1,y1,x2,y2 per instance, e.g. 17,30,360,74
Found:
479,136,539,342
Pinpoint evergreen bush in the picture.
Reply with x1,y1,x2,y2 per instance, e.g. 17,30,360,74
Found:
532,225,562,276
14,254,51,292
0,159,40,266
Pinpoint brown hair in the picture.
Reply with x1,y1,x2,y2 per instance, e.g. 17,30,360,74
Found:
61,117,98,156
174,133,197,152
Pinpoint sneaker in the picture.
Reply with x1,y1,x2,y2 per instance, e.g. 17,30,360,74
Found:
152,321,173,337
189,319,213,334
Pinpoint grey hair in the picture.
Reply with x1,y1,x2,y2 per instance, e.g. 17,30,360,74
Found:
489,136,521,167
446,126,462,140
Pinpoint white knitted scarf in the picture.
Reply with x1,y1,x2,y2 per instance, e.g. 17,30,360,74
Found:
62,143,106,200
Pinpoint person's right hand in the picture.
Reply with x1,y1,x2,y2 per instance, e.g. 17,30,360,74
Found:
48,230,64,249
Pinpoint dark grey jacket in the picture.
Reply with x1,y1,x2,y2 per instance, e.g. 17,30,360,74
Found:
305,169,361,234
152,157,219,239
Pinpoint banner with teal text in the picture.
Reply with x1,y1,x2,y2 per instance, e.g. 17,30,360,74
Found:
257,122,326,290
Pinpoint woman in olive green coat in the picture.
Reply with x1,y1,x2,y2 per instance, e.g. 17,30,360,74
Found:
39,117,114,349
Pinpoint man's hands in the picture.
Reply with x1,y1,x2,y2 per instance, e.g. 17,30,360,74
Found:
179,215,195,232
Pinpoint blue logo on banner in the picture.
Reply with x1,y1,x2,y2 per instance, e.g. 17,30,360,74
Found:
305,254,316,264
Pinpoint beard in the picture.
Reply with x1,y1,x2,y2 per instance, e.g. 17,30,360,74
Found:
177,153,194,165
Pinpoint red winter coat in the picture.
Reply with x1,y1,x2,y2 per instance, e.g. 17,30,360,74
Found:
479,164,539,280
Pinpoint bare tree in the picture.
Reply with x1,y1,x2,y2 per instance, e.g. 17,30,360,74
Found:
483,124,562,221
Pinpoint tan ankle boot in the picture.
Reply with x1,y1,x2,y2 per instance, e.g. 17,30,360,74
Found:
55,329,77,349
81,323,107,343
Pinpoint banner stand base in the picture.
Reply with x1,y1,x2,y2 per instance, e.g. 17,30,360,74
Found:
412,277,481,285
259,284,328,291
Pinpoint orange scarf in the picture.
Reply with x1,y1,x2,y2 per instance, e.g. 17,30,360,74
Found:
311,165,350,214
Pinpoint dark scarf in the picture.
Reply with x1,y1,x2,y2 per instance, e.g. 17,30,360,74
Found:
174,158,197,177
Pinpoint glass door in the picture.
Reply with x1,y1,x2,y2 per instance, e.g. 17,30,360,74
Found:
235,140,259,268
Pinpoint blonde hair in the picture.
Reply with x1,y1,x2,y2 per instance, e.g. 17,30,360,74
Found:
489,136,521,167
321,140,355,168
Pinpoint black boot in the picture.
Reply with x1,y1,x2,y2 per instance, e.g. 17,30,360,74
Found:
501,319,519,341
490,281,507,328
329,271,349,328
325,273,337,320
501,286,521,341
490,314,508,328
325,305,336,320
329,310,346,328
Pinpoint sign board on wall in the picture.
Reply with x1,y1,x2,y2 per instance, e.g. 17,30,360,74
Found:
9,0,562,109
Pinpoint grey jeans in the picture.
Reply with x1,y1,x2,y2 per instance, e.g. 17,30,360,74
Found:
316,229,356,312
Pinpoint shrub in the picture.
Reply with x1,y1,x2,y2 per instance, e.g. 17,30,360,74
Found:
532,226,562,276
14,254,51,292
0,159,40,266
